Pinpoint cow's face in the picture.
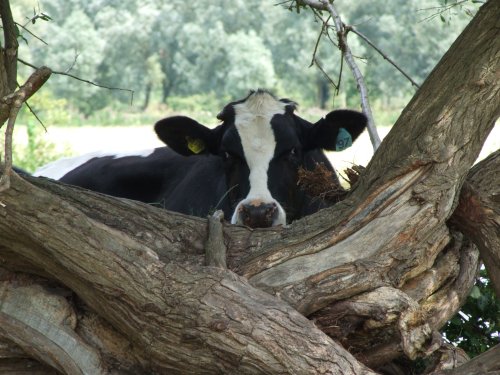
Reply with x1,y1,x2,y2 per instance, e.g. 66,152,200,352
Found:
155,90,366,228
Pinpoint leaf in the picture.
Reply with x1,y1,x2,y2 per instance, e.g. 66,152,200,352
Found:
470,285,481,299
477,295,489,311
41,13,53,22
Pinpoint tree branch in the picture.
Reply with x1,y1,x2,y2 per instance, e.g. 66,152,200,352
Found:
17,58,134,104
0,270,106,374
347,26,420,89
0,173,377,375
450,149,500,298
205,210,227,268
0,66,52,126
0,0,19,95
0,66,52,192
429,343,500,375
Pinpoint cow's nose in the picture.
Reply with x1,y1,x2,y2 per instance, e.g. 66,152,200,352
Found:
240,202,278,228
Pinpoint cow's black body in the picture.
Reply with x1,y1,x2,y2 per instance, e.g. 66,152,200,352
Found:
60,149,231,217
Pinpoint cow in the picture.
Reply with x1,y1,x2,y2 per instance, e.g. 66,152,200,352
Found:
35,89,367,228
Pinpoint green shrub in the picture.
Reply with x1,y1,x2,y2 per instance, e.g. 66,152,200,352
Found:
17,90,72,126
166,93,229,125
442,267,500,357
12,121,72,173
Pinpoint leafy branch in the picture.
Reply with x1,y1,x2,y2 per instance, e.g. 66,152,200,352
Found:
418,0,484,23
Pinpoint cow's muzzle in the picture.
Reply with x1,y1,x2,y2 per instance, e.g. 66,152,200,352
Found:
232,200,286,228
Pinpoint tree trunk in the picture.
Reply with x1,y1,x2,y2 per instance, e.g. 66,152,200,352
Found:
0,0,499,373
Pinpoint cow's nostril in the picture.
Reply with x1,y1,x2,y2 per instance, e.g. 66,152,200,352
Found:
240,202,278,228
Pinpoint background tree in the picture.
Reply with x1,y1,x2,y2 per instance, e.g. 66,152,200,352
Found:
16,0,476,114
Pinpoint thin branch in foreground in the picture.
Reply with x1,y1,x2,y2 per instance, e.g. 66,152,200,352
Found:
0,67,52,191
23,100,47,132
0,95,23,192
347,26,420,89
15,22,48,45
65,49,81,74
18,58,135,105
313,58,339,92
309,14,330,68
417,0,470,23
308,9,342,95
299,0,381,151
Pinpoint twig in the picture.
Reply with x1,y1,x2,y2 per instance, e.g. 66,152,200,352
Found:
309,13,330,67
0,94,22,192
1,66,52,127
65,50,80,74
348,26,420,89
298,0,381,151
336,52,344,96
24,100,47,131
0,67,52,192
417,0,472,23
308,9,341,95
18,58,135,105
205,210,227,269
15,22,48,45
313,58,339,91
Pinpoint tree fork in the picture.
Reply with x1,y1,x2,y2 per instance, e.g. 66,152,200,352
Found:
0,173,378,374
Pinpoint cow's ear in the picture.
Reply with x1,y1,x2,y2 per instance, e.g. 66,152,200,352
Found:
305,110,367,152
155,116,221,156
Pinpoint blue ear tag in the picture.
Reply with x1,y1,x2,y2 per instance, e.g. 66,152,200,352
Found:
335,127,353,151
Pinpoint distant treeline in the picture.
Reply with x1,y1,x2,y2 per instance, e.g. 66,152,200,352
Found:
16,0,475,116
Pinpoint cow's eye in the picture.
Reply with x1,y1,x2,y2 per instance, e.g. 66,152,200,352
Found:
286,148,299,159
283,147,300,163
223,151,239,161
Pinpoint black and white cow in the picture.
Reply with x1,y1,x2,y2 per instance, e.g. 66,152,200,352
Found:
35,90,367,228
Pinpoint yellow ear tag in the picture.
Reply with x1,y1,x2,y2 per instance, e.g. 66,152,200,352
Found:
186,136,206,154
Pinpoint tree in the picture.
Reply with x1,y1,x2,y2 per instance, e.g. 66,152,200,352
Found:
1,0,499,374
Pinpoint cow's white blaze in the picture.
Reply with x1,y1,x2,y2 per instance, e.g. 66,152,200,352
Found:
34,149,155,180
231,91,287,226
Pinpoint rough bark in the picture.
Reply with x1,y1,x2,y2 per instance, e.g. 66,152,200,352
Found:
0,0,499,373
451,149,500,297
429,344,500,375
0,173,376,375
0,0,18,97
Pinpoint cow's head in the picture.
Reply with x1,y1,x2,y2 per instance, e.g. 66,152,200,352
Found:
155,90,366,228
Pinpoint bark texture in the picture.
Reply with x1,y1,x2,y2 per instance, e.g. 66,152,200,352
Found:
0,0,499,373
451,150,500,297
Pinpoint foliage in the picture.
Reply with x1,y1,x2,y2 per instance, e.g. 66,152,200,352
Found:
431,0,486,23
443,267,500,357
11,121,71,172
14,0,478,119
166,92,229,125
17,89,71,125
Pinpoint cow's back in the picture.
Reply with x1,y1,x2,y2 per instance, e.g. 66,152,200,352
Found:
37,148,232,218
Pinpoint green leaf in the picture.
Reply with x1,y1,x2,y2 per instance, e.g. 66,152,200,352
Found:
41,13,53,22
470,286,481,299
